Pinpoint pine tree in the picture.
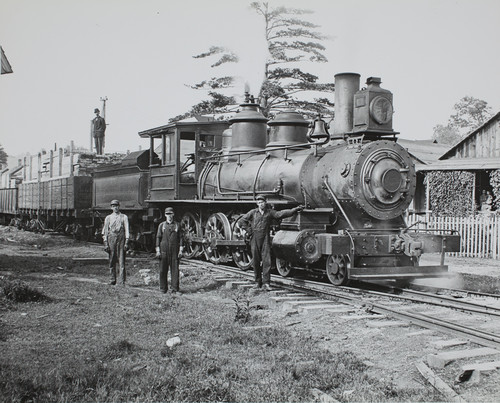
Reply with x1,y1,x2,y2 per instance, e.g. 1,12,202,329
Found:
171,2,334,122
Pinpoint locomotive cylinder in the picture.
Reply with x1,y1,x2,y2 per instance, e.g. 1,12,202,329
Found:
332,72,360,137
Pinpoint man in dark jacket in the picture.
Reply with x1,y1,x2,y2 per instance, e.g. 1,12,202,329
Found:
240,195,303,291
92,108,106,155
155,207,184,293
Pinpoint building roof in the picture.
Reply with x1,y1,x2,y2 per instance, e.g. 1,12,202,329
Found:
439,111,500,160
1,46,13,75
416,157,500,172
138,117,230,138
397,138,450,164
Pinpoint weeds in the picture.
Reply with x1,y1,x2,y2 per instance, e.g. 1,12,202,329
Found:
232,292,255,323
0,278,51,303
101,339,139,360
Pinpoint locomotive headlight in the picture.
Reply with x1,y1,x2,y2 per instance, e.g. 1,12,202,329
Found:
352,140,416,219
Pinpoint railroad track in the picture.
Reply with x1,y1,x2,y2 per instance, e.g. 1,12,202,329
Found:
185,259,500,351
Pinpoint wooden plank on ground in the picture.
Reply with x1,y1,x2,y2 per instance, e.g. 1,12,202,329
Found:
415,361,467,403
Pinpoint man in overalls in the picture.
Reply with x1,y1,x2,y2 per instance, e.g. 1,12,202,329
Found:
102,200,130,285
240,195,303,291
155,207,184,293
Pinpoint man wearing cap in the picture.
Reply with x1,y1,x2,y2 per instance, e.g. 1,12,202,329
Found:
92,108,106,155
155,207,184,293
240,195,303,291
102,200,130,285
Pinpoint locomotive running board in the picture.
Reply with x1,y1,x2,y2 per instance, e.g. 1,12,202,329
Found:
349,265,449,280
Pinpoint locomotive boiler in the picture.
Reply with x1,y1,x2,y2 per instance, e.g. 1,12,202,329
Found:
194,73,460,284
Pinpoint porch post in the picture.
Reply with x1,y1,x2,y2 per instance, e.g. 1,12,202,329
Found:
471,173,476,213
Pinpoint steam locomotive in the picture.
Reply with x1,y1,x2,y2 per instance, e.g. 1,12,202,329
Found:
0,72,460,285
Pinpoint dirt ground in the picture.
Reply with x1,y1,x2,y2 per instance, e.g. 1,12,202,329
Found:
1,226,500,402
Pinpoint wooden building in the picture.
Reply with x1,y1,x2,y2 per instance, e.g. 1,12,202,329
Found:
405,113,500,259
413,112,500,215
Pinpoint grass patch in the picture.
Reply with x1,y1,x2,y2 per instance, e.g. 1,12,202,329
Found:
0,259,441,402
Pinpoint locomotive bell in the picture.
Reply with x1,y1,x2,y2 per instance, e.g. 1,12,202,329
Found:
229,97,268,153
266,109,309,148
307,115,330,143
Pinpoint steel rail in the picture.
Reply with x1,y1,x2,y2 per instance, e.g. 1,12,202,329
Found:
183,260,500,349
361,287,500,317
409,283,500,300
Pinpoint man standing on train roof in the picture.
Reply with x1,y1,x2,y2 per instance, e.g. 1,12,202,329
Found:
240,195,303,291
102,200,130,285
156,207,184,293
92,108,106,155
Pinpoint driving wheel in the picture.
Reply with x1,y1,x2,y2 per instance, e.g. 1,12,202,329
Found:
180,212,202,259
231,215,253,271
203,212,232,264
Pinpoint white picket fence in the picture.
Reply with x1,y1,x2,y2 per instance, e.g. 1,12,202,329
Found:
406,213,500,259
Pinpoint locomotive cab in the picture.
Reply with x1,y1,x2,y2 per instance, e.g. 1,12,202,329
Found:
139,120,229,203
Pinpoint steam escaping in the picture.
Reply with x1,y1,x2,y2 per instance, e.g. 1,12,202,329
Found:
413,274,464,290
219,8,269,104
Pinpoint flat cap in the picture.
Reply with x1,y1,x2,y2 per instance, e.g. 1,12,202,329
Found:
164,207,174,214
94,108,100,113
110,199,120,206
256,195,267,202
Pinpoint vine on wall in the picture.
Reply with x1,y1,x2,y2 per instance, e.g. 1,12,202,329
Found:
489,169,500,210
426,171,475,217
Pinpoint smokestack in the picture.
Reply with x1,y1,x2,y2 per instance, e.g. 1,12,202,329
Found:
333,73,360,137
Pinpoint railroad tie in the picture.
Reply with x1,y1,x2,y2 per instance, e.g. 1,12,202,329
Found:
427,347,500,369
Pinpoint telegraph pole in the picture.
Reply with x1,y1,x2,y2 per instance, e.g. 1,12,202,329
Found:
100,96,108,153
100,96,108,120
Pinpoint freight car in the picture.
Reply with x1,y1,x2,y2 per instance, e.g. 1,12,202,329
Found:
0,146,154,245
139,72,460,284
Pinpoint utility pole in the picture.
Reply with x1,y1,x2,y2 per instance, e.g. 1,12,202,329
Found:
100,96,108,120
100,96,108,153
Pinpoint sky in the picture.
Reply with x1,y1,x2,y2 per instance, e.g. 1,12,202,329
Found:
1,0,499,163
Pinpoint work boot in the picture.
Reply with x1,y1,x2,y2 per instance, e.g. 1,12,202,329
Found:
263,284,272,291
